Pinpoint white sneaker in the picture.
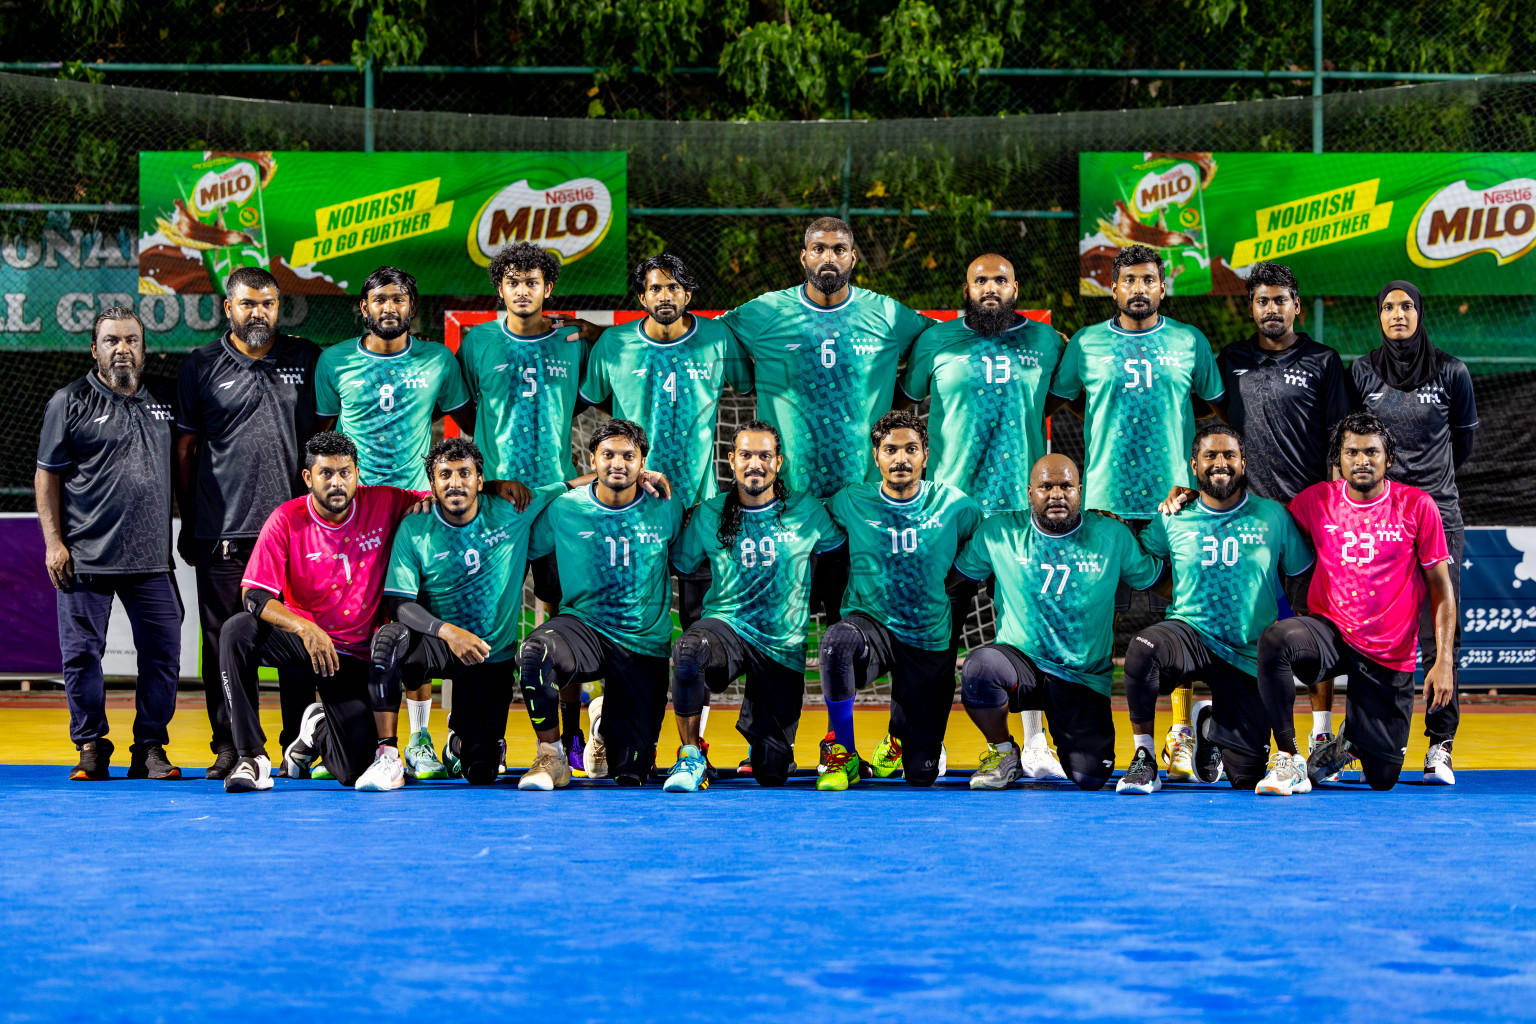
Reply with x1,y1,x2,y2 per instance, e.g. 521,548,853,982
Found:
585,696,607,779
1163,726,1195,782
1423,742,1456,785
223,754,272,793
355,746,405,792
282,702,325,780
1020,732,1068,780
936,743,948,778
1255,751,1312,796
518,741,573,791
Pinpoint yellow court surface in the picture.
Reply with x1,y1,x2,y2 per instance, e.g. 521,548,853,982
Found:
3,698,1531,771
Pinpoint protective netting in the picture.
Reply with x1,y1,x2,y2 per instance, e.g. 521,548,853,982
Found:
4,71,1535,698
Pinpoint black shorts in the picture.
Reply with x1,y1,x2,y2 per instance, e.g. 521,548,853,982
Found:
1284,614,1415,766
838,612,956,759
528,552,561,606
1113,517,1166,615
397,632,515,770
983,642,1117,783
1281,562,1314,618
1132,620,1270,758
675,566,711,633
533,614,670,772
688,617,805,767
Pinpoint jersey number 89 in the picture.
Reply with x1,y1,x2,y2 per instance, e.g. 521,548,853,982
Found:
740,537,777,567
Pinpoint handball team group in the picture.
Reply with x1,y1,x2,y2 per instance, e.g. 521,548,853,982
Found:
35,217,1478,796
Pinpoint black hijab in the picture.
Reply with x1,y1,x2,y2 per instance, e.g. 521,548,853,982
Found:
1370,279,1439,391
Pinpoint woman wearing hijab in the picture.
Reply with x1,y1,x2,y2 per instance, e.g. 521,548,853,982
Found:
1351,280,1478,786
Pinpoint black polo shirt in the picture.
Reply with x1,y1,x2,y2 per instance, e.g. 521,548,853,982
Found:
1353,353,1478,531
1217,332,1355,504
36,373,177,573
176,331,320,541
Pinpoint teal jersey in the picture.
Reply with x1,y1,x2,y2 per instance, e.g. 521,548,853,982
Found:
1139,493,1313,677
828,480,981,650
315,336,471,489
382,485,565,662
457,316,589,485
1050,315,1225,518
718,286,931,498
529,484,686,658
671,493,847,670
900,314,1066,515
579,315,754,507
955,512,1162,695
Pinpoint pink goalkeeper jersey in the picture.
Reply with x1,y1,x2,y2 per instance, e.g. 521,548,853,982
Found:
242,485,423,658
1288,479,1451,671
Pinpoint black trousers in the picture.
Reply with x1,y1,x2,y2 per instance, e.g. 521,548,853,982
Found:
217,611,376,785
677,617,805,783
194,541,315,753
820,612,956,784
1124,620,1294,760
56,572,182,749
809,544,849,625
396,632,514,775
1422,527,1462,743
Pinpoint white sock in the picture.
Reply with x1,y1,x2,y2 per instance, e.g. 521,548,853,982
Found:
1133,733,1154,755
1312,710,1332,738
407,698,432,736
994,740,1014,755
1021,710,1044,744
698,703,710,738
377,742,400,761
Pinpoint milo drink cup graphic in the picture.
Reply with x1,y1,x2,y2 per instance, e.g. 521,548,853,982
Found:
154,152,275,293
1090,153,1215,296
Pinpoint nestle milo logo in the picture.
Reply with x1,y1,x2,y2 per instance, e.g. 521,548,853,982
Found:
192,162,258,215
1409,177,1536,268
1131,162,1199,218
468,177,614,268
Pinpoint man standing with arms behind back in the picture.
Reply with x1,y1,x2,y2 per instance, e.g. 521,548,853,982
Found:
177,266,321,779
37,307,183,781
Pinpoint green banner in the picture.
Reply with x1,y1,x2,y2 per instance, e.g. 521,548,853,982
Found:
1079,152,1536,296
138,151,628,297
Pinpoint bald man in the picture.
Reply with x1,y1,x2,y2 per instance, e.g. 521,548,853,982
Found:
949,455,1164,790
902,253,1074,776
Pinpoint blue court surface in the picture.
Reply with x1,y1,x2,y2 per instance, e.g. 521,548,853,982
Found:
4,765,1535,1023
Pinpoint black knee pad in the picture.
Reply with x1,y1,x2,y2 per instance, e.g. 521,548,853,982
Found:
673,630,711,682
368,622,410,712
960,647,1015,710
1219,745,1268,790
818,621,866,673
902,746,942,787
464,760,499,786
1361,756,1402,791
1069,769,1111,792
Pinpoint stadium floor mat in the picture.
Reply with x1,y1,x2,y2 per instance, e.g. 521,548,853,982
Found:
2,764,1534,1021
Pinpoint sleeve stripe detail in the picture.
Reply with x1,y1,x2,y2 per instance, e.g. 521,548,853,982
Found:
382,588,418,598
175,423,201,433
896,381,921,402
35,460,72,470
1046,388,1076,400
440,398,471,413
1284,556,1316,577
576,389,600,404
1453,421,1480,430
1421,556,1453,567
816,539,848,554
239,576,283,593
1133,564,1168,592
951,563,987,581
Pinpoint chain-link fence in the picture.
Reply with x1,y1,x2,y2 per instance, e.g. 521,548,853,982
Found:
4,68,1535,698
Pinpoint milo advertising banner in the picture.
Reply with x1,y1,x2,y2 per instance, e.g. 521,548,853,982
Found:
1079,152,1536,296
138,151,628,297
